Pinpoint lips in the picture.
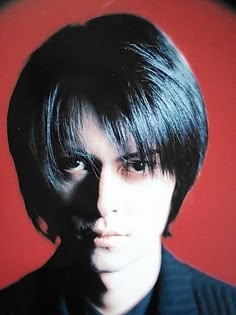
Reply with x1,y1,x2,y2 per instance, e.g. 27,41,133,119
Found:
93,230,128,248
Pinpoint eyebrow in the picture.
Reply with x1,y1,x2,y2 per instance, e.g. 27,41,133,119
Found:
69,151,141,162
121,150,159,160
121,152,142,161
70,149,158,161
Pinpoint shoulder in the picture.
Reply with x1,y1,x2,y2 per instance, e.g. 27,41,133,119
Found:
0,266,61,314
159,247,236,315
189,262,236,314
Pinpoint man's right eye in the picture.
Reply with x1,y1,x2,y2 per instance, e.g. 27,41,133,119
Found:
68,159,86,171
58,157,87,173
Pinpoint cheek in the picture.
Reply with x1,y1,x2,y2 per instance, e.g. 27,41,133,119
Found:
124,180,174,234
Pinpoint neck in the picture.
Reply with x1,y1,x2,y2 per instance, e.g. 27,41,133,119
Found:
88,242,162,315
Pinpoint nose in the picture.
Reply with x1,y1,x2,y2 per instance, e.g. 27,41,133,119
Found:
97,167,121,217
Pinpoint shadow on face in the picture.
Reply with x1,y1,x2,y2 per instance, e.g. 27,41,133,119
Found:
45,172,107,306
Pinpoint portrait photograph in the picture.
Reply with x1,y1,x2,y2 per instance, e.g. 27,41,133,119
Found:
0,0,235,314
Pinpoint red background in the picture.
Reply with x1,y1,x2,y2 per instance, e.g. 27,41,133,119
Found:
0,0,235,288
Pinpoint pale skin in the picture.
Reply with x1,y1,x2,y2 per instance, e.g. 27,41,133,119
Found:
61,109,176,315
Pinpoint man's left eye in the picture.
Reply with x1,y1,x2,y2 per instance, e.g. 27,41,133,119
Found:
124,160,148,173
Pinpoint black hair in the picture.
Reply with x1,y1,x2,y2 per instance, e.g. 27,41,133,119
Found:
7,14,208,240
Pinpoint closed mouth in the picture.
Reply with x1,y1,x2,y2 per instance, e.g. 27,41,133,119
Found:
93,232,128,248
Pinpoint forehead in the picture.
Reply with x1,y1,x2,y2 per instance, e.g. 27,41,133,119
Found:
79,110,137,161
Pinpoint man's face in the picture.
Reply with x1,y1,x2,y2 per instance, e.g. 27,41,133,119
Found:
59,111,176,273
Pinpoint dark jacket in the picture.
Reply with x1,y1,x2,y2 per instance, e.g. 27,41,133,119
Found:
0,247,235,314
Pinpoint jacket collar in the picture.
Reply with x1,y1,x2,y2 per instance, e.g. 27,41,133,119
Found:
151,247,198,314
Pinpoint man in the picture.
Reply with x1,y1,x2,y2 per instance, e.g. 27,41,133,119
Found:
1,13,235,314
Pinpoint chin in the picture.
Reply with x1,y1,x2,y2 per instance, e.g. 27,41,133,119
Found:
90,247,131,273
